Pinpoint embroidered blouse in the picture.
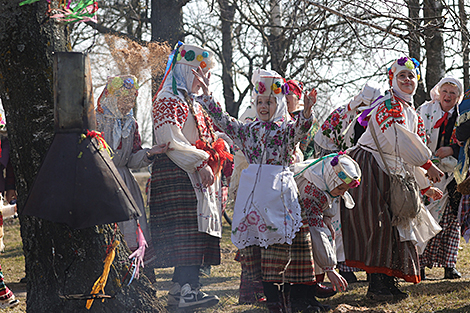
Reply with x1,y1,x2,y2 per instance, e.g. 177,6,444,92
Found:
152,90,214,173
198,95,313,166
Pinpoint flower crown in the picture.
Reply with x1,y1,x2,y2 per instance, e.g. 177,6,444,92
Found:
254,75,289,99
388,57,421,82
330,152,361,188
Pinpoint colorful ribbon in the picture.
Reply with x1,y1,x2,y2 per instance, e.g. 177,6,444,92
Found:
195,138,233,177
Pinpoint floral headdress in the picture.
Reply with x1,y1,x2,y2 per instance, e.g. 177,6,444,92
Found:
330,153,361,188
254,75,289,100
155,42,216,96
388,57,421,86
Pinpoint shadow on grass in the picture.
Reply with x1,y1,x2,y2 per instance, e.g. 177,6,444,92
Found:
410,280,470,297
1,246,24,258
434,304,470,313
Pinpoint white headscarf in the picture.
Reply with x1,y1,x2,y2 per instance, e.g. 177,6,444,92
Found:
347,81,383,112
430,76,464,108
389,57,420,103
251,68,289,122
159,63,196,101
294,154,361,208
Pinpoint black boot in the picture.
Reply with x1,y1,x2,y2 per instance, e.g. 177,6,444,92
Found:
420,268,426,281
339,270,358,284
366,273,393,301
383,274,408,300
444,267,462,279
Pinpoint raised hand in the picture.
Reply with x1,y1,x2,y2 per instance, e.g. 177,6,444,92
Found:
192,66,211,96
303,88,317,118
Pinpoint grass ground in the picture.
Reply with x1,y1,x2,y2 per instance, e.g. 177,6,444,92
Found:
3,173,470,312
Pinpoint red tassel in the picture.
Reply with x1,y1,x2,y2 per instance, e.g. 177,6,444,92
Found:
195,138,233,177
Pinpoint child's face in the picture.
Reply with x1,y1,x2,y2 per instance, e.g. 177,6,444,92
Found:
256,96,277,121
330,183,349,197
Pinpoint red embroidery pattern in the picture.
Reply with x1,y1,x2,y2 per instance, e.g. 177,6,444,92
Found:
193,103,213,142
417,114,427,144
301,182,328,228
152,97,189,130
375,98,406,133
132,122,143,154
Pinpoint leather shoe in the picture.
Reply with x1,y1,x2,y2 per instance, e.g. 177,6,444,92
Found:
444,267,461,279
339,270,358,284
420,268,426,281
313,283,336,298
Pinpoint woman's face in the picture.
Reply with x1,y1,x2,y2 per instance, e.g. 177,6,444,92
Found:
439,83,460,112
330,182,349,197
286,91,300,113
396,70,417,95
256,96,277,121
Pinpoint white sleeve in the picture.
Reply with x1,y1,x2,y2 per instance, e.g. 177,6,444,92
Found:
154,123,209,173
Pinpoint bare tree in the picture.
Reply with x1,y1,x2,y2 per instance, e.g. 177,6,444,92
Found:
0,0,164,311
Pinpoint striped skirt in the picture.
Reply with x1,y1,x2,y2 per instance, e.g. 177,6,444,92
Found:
240,224,315,283
341,147,420,283
420,179,461,268
148,154,220,268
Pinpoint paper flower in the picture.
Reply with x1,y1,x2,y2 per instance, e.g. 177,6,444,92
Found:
258,82,266,94
330,156,339,166
397,57,408,66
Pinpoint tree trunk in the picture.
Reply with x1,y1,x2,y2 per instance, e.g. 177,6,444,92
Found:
423,0,446,98
407,0,426,106
218,0,237,117
269,0,287,76
151,0,188,47
0,2,163,312
459,0,469,91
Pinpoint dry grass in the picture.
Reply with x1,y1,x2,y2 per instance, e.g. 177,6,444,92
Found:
5,173,470,312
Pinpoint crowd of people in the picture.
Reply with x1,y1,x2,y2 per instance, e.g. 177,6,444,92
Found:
106,44,470,312
4,42,470,312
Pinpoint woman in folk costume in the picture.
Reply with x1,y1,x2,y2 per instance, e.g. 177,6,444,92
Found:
340,57,444,302
293,153,359,291
286,79,320,160
417,77,464,280
150,43,230,310
314,82,382,283
194,67,317,313
95,75,167,278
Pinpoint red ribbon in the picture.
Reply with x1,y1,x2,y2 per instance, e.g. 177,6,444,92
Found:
195,138,233,177
434,112,449,135
86,130,108,150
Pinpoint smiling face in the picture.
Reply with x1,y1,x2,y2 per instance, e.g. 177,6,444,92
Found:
256,95,277,121
396,70,417,95
439,83,460,112
330,182,350,197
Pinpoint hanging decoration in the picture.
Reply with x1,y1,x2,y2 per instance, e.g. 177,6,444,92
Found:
19,0,98,24
127,223,147,284
86,240,119,310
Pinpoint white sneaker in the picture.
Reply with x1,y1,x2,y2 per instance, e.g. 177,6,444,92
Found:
0,294,19,309
167,282,181,306
178,283,219,309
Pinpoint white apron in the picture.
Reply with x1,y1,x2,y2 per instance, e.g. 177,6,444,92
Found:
231,164,303,249
188,172,223,238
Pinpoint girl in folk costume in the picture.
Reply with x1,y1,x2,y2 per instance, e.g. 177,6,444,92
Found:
194,67,318,313
340,57,444,302
417,77,464,280
314,82,382,283
96,75,167,278
294,153,359,292
150,43,230,310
